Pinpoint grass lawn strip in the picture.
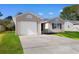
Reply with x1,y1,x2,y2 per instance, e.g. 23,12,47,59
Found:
0,31,23,54
53,32,79,40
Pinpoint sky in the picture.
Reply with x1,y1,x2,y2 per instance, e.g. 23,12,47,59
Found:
0,4,72,19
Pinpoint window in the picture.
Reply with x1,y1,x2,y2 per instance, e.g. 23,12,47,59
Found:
52,23,54,29
52,23,56,29
52,23,62,29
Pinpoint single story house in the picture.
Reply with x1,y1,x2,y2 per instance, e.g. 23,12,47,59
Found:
13,13,42,36
13,12,79,36
0,20,6,32
13,13,64,36
64,20,79,32
0,24,5,32
42,17,64,34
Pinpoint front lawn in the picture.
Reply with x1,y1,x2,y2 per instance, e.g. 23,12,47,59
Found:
53,31,79,40
0,31,23,54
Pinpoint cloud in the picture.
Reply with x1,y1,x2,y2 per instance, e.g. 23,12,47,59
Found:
38,12,43,15
60,9,63,12
49,12,54,15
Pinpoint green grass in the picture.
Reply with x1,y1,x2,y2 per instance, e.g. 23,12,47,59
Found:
0,31,23,54
53,31,79,40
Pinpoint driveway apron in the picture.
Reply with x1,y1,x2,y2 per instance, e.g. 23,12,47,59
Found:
19,35,79,54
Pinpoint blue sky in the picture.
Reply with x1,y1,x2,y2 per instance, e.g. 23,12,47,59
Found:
0,4,72,19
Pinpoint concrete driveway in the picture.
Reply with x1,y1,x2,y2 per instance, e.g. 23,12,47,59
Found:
19,35,79,54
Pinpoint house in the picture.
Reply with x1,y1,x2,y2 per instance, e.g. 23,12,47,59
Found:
0,20,5,32
13,13,64,36
7,20,15,31
13,13,42,36
42,17,64,34
64,20,79,32
0,24,5,32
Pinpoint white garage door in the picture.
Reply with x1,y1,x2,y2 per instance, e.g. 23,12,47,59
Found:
18,21,37,35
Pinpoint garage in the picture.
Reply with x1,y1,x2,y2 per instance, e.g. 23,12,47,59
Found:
18,21,37,35
14,13,42,36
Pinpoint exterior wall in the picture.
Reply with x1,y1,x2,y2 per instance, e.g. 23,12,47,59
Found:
13,17,16,25
44,22,64,33
64,21,79,32
72,25,79,31
43,17,64,33
13,17,19,35
16,21,20,35
0,25,5,32
51,23,63,32
15,13,40,22
62,23,65,32
14,13,42,36
38,22,41,34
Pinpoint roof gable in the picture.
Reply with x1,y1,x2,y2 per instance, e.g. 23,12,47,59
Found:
15,12,41,22
46,17,64,23
65,20,79,25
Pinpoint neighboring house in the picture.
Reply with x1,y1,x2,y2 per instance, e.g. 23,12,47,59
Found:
0,24,5,32
0,19,15,31
64,20,79,32
7,20,15,31
0,20,6,32
13,12,79,36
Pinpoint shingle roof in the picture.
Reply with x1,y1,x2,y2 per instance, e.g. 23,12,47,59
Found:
46,17,64,23
65,20,79,25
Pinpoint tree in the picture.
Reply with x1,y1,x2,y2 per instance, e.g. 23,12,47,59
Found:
60,5,79,20
4,16,13,20
3,16,15,31
0,12,3,17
